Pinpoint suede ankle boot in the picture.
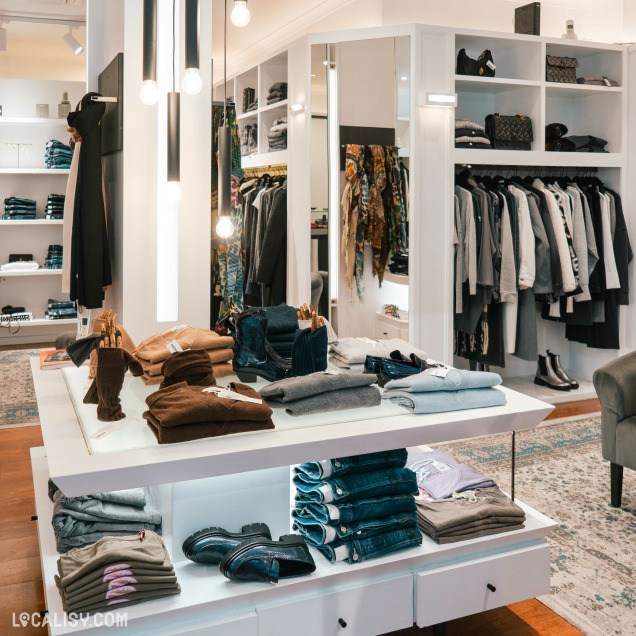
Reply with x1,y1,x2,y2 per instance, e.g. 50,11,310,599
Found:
160,349,216,388
95,348,144,421
291,325,328,377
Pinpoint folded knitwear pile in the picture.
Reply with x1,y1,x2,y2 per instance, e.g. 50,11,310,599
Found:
264,303,299,357
455,118,491,149
329,337,428,373
545,122,608,153
267,81,287,105
0,260,39,272
133,326,234,385
382,368,506,414
55,531,179,615
292,449,422,563
4,196,36,220
388,250,408,276
268,118,287,151
49,479,162,554
45,139,73,169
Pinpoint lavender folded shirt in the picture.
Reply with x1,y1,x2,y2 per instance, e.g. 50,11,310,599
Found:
384,369,502,392
407,450,496,500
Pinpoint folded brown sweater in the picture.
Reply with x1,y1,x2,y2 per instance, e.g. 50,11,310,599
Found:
144,348,233,377
134,327,234,364
140,362,233,385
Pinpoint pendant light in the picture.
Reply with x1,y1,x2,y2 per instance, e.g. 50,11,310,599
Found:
182,0,202,95
230,0,250,27
216,0,234,238
140,0,160,105
167,0,181,202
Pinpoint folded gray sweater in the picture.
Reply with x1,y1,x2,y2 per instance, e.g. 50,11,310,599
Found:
276,386,381,416
260,371,376,402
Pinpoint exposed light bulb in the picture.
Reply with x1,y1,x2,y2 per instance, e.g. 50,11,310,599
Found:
231,0,250,27
216,216,235,238
182,68,203,95
166,181,183,203
140,79,160,105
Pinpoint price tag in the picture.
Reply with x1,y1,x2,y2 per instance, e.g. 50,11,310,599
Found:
486,60,496,71
91,420,128,439
166,339,184,354
429,367,450,378
603,76,612,87
203,387,263,404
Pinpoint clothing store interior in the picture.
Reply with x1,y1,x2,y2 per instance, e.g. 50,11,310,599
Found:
1,1,636,635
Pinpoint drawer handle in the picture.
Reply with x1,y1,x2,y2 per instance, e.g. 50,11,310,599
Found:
338,618,347,628
487,583,496,593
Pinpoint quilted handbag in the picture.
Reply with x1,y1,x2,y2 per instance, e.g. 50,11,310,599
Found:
546,55,579,83
456,48,496,77
485,114,533,151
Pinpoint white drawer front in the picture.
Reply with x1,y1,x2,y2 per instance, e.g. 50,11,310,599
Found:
258,575,413,636
158,612,257,636
416,543,551,627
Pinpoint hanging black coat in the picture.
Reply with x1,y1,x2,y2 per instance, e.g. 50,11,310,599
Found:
67,93,112,309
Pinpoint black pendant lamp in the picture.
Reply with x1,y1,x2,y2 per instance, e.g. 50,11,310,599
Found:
182,0,202,94
140,0,159,105
166,0,181,203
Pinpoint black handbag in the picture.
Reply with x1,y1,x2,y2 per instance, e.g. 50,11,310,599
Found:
456,49,496,77
485,114,533,151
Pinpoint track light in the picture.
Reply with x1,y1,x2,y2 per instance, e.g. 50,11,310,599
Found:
231,0,250,27
141,0,159,105
62,28,83,55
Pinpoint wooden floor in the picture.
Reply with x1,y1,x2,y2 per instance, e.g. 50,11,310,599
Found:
0,402,596,635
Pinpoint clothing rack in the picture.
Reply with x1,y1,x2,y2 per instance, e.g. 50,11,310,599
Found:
241,163,287,178
456,164,599,176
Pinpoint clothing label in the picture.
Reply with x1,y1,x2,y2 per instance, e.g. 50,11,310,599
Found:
203,387,263,404
166,339,184,354
91,420,128,439
429,367,450,378
603,76,612,87
170,324,188,332
486,60,496,70
324,369,341,375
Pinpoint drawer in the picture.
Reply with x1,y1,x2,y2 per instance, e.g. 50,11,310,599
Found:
416,543,550,627
374,321,402,340
158,612,257,636
258,575,413,636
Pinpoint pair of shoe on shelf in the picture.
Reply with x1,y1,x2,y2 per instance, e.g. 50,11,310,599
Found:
182,523,316,583
535,350,579,391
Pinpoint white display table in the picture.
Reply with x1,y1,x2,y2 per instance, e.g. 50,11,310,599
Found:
30,360,556,635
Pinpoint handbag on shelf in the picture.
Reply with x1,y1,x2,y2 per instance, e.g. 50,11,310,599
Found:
546,55,579,83
485,114,533,151
456,48,496,77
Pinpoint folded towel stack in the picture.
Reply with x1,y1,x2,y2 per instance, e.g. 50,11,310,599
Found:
329,337,428,373
54,530,179,615
45,139,73,169
49,479,162,554
268,118,287,151
133,326,234,385
292,449,422,563
0,260,39,272
267,81,287,105
44,244,63,269
382,368,505,414
455,118,491,149
4,196,36,220
143,382,274,444
46,193,65,219
46,298,77,320
260,371,380,416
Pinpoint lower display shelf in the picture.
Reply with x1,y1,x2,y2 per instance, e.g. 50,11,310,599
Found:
31,447,556,635
502,375,597,405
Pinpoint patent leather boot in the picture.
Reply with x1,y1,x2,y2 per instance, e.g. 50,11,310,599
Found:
547,350,579,389
534,354,571,391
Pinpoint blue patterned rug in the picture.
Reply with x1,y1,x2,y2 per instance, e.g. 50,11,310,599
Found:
0,349,42,428
438,415,636,636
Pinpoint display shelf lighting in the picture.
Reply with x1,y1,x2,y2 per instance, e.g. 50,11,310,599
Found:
289,103,305,112
423,92,457,107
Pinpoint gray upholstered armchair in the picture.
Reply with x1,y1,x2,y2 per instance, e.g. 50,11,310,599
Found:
593,352,636,507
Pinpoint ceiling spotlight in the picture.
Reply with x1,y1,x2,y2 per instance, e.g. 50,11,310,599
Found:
401,76,408,80
62,28,84,56
231,0,250,27
0,24,7,52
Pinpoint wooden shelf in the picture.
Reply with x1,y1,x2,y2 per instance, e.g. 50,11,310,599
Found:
383,272,409,285
0,168,70,175
0,219,63,226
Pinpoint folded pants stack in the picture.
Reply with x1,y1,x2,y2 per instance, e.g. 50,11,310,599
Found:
329,337,428,373
133,326,234,384
388,250,408,275
45,139,73,169
46,298,77,319
268,118,287,151
267,81,287,105
455,118,491,149
46,193,65,219
382,368,506,414
143,381,274,444
292,450,422,564
54,531,179,615
49,479,162,554
260,371,380,416
45,244,63,269
4,196,36,220
264,303,299,358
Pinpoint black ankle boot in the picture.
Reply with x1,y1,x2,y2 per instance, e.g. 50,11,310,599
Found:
547,350,579,389
232,309,291,382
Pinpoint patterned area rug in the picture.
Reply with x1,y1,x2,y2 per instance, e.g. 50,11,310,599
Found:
437,415,636,636
0,349,42,428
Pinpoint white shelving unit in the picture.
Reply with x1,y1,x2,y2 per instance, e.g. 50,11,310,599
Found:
0,269,62,277
0,168,70,174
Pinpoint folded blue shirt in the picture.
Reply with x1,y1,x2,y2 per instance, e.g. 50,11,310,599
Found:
383,387,506,414
383,368,502,393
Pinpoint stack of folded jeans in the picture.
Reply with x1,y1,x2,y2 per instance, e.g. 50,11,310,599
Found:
382,368,506,414
143,382,274,444
329,337,428,373
49,479,162,554
388,250,408,275
240,124,258,156
267,81,287,105
243,87,257,113
292,449,422,564
415,487,526,544
268,118,287,151
44,244,63,269
264,303,299,358
54,531,180,615
4,197,36,220
45,139,73,169
133,326,234,384
260,371,380,416
577,76,619,87
46,193,65,219
455,118,491,148
46,298,77,320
